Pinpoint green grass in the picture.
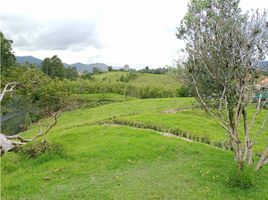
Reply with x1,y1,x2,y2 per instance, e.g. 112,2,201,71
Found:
93,71,180,87
69,72,181,98
72,93,137,102
1,97,268,199
68,93,137,109
117,104,268,152
19,97,267,152
20,97,267,152
89,71,181,98
2,125,268,199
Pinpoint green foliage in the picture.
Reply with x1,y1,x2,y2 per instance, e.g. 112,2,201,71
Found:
0,32,16,70
118,72,137,82
65,66,79,80
40,55,79,80
177,0,268,170
1,65,69,134
81,72,94,80
228,166,256,189
108,66,113,71
18,139,65,159
176,85,192,97
138,66,168,74
2,66,68,112
41,55,66,79
68,80,176,98
68,71,182,98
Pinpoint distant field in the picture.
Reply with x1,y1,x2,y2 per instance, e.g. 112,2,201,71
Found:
1,97,268,199
93,71,180,87
65,71,183,98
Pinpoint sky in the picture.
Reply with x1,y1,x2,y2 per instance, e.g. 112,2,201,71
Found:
1,0,267,68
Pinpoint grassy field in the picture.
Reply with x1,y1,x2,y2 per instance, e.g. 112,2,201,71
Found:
67,71,182,98
1,96,268,199
93,71,180,86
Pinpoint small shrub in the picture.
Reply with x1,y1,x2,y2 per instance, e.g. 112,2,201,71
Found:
176,85,192,97
19,140,65,158
201,136,210,144
214,141,223,148
228,167,255,189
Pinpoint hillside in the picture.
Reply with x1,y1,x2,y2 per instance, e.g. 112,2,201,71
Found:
66,71,183,99
15,56,108,71
16,56,42,66
2,97,268,199
71,62,108,72
93,71,179,86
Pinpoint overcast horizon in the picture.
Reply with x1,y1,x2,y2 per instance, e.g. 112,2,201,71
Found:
1,0,268,69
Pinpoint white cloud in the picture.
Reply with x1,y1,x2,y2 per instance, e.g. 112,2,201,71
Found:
1,0,267,68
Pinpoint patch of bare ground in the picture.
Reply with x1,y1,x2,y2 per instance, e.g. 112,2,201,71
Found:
161,107,193,114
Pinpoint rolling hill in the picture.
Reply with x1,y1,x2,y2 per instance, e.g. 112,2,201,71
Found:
1,97,267,199
16,56,42,66
15,56,108,72
70,62,108,72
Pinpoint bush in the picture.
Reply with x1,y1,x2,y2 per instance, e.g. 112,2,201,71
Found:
176,85,192,97
228,166,255,189
18,140,65,158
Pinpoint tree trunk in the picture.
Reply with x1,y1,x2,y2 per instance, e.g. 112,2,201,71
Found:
256,146,268,171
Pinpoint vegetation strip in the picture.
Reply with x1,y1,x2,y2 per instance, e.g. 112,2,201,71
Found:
95,120,231,151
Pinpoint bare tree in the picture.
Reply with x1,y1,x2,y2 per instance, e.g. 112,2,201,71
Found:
0,82,59,155
0,82,18,102
177,0,268,170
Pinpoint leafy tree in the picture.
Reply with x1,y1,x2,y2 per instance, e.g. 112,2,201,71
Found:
177,0,268,171
1,66,68,134
81,72,94,80
65,66,79,80
41,55,65,79
138,66,168,74
0,32,16,70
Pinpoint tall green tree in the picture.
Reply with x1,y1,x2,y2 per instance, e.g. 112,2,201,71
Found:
177,0,268,171
41,55,65,79
65,66,79,80
0,32,16,70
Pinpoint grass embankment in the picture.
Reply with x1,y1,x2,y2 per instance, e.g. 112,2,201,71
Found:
1,97,268,199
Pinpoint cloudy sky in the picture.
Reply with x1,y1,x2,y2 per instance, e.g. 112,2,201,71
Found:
1,0,267,68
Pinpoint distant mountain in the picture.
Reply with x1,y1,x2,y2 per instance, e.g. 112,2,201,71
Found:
15,56,108,72
70,62,89,71
16,56,42,66
63,63,70,67
71,62,108,72
16,56,70,67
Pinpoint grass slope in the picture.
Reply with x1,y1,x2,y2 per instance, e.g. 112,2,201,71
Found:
93,71,179,86
23,97,267,152
92,71,180,94
1,97,268,199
